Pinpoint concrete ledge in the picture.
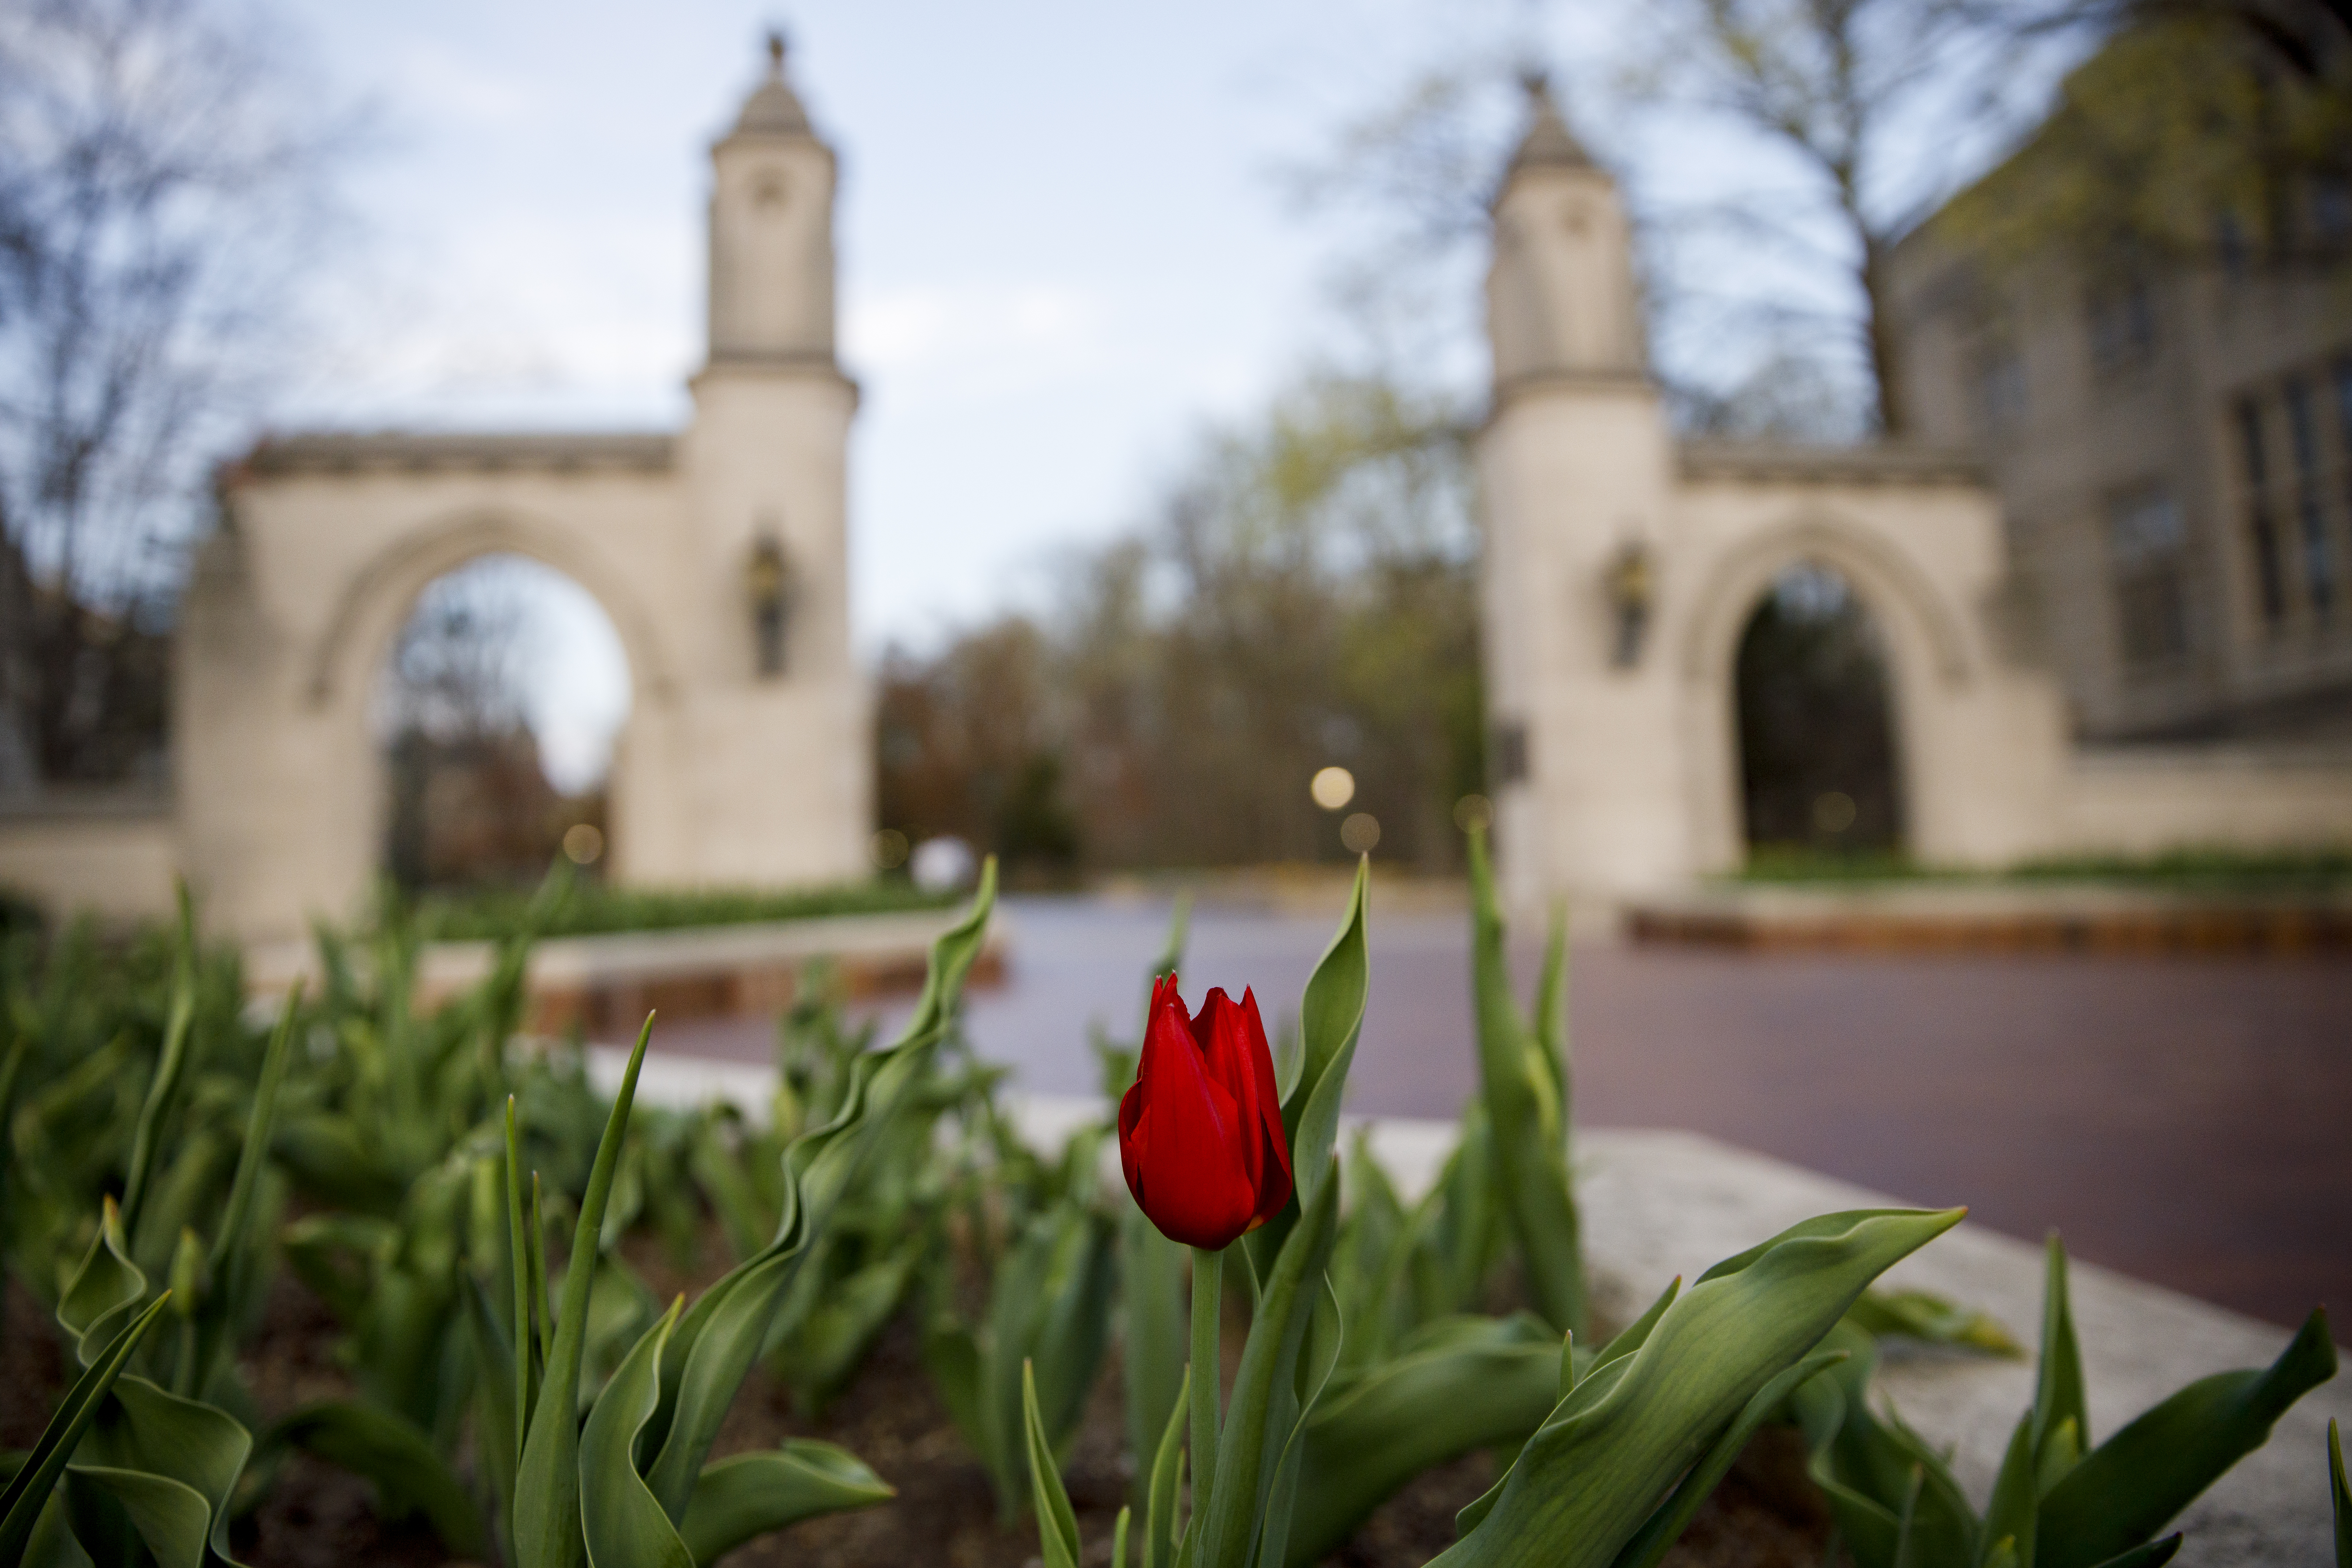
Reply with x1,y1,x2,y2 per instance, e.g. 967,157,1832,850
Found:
0,793,180,923
248,906,1007,1027
591,1049,2344,1566
1627,882,2352,952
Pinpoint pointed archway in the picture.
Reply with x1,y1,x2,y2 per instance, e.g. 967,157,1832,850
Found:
1733,561,1906,858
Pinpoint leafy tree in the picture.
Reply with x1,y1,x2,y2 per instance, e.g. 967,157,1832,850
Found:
1936,7,2352,274
876,374,1484,873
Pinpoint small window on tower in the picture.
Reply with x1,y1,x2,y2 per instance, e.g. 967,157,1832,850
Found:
753,173,786,210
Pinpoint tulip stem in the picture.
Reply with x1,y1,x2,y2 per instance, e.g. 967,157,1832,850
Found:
1189,1244,1222,1525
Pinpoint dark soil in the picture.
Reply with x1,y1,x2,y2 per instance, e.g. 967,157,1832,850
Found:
2,1270,1835,1568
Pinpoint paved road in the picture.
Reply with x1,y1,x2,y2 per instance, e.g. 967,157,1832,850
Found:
657,893,2352,1330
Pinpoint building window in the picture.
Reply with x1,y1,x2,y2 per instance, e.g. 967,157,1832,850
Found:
2107,487,2192,670
2236,397,2286,630
2314,177,2352,250
2085,275,2156,375
1972,340,2026,434
2216,211,2251,282
2285,377,2334,622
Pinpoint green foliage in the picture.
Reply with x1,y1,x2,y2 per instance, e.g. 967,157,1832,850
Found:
0,896,308,1568
1846,1285,2023,1356
1936,16,2352,277
11,813,2334,1568
412,875,957,942
880,372,1483,871
1430,1208,1964,1567
1030,873,1974,1568
1796,1234,2337,1568
0,860,998,1567
926,1132,1117,1519
1464,824,1587,1336
1737,843,2352,890
1285,1313,1567,1566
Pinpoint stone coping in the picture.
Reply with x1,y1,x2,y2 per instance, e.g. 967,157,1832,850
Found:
1676,437,1989,487
588,1046,2347,1565
0,787,174,823
1629,879,2352,952
246,905,1005,998
235,430,677,477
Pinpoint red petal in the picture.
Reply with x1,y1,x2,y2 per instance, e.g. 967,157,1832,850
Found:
1236,988,1292,1224
1197,989,1263,1192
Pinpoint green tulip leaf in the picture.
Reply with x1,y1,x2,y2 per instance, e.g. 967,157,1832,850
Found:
66,1361,255,1568
1285,1313,1564,1567
1980,1408,2039,1568
2034,1235,2090,1466
676,1440,895,1565
1122,1200,1189,1512
2037,1307,2337,1568
1846,1287,2023,1357
58,1199,148,1368
1429,1206,1963,1568
578,1296,693,1568
0,1292,173,1565
2331,1419,2350,1568
1466,826,1586,1337
60,1464,211,1568
643,867,996,1522
118,931,196,1232
1192,1161,1341,1568
1145,1365,1190,1568
1287,857,1369,1215
1610,1348,1848,1568
512,1013,655,1568
1024,1360,1084,1568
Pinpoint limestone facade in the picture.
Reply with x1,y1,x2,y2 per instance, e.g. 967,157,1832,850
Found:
174,42,869,941
1885,48,2352,745
1476,80,2352,909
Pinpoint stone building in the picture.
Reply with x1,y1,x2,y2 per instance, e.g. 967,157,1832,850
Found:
1884,61,2352,746
4,49,2349,933
0,39,869,940
1476,78,2352,909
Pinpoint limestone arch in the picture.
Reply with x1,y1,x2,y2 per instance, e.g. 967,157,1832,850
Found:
304,507,682,887
1678,512,1984,872
306,507,682,712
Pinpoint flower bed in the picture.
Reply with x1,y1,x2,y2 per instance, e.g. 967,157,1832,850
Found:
0,851,2338,1568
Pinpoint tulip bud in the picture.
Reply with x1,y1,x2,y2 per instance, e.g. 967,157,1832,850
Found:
1117,974,1293,1250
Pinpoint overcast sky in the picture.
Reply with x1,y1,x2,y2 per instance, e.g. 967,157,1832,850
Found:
294,0,2069,787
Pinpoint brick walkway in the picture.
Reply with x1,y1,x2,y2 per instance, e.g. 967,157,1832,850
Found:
654,894,2352,1330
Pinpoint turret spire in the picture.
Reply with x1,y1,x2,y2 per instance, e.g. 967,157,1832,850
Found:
1505,69,1596,180
731,28,813,138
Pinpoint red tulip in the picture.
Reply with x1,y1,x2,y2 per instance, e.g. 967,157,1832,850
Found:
1118,974,1294,1250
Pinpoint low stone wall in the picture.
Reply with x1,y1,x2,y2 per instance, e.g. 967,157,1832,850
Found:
246,906,1008,1026
0,792,181,922
1625,882,2352,951
2058,743,2352,854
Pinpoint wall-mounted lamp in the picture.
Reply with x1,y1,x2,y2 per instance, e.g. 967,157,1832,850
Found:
745,532,798,678
1603,540,1653,669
